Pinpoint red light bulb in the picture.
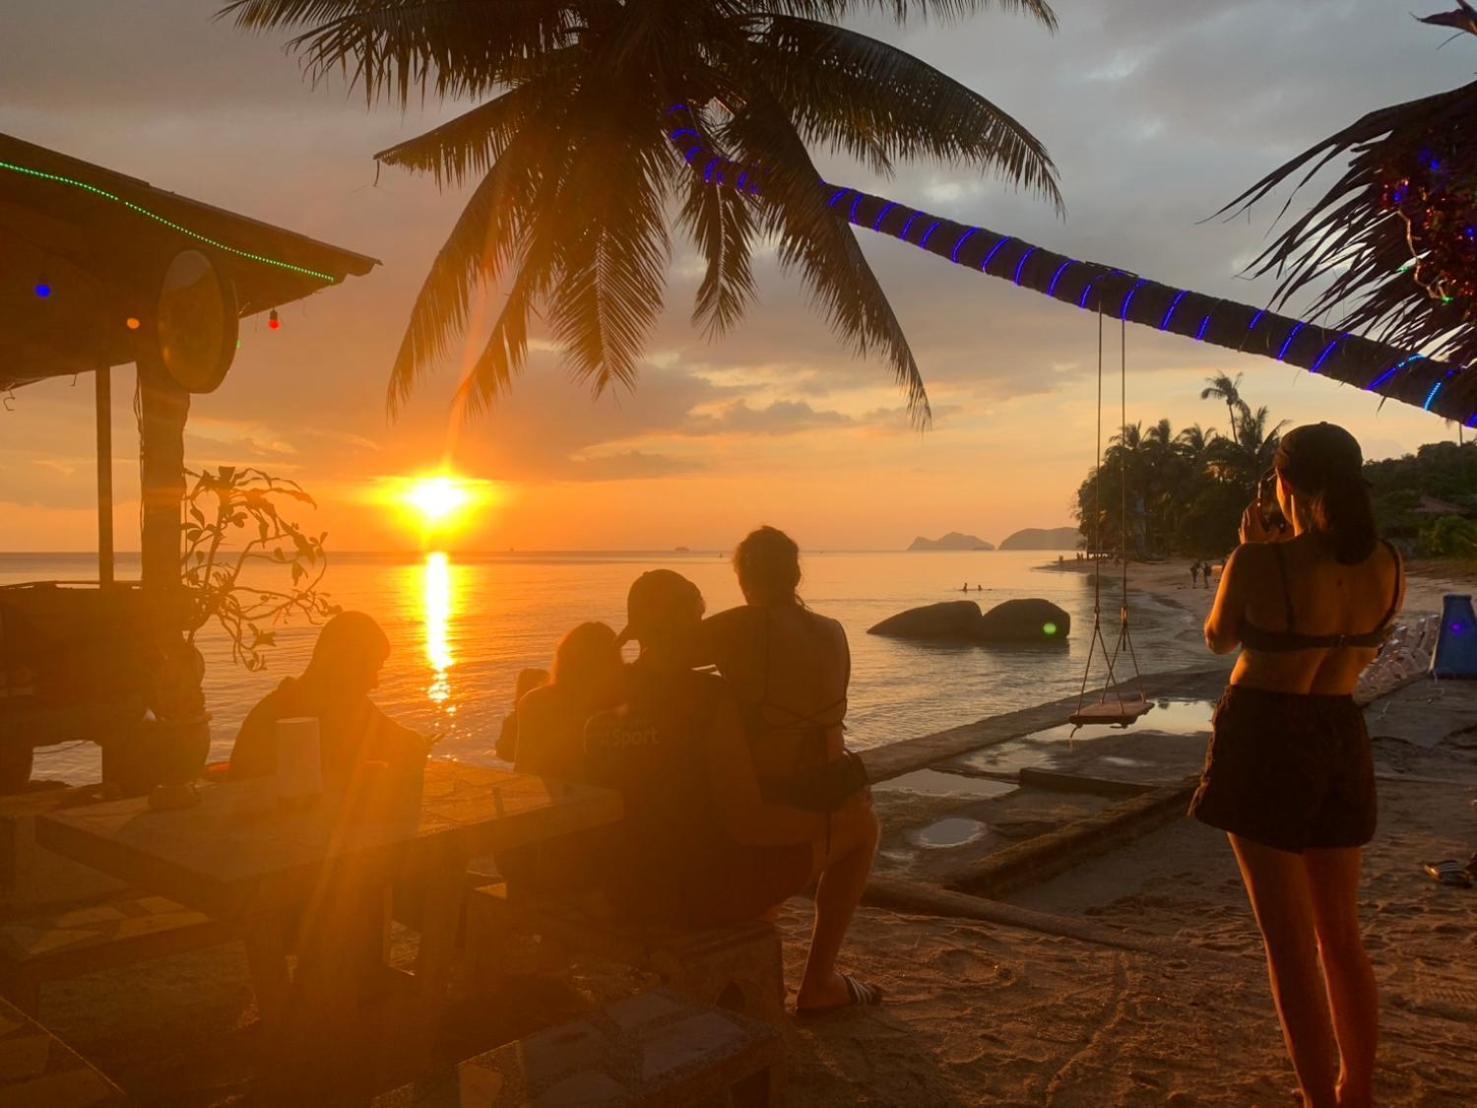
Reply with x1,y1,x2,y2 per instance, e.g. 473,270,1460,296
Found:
268,309,281,331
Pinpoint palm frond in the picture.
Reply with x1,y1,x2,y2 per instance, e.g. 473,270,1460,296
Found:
753,17,1061,209
221,0,579,104
759,0,1056,31
679,153,758,337
385,115,560,413
726,95,931,425
544,129,673,394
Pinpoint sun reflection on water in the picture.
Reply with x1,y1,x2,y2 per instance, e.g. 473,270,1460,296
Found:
424,551,455,710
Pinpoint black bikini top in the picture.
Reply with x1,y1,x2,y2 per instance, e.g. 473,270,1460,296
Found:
1240,540,1402,653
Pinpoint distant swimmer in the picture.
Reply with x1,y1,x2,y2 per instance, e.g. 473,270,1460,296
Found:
961,582,969,592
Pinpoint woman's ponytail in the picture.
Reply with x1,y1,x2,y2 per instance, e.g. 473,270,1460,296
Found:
1312,467,1377,565
1276,423,1378,565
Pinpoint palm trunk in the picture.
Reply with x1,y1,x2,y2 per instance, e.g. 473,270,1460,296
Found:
819,184,1472,427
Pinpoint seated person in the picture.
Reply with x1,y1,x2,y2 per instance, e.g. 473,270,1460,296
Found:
495,667,550,764
702,526,856,806
229,611,426,791
514,623,624,780
583,569,882,1012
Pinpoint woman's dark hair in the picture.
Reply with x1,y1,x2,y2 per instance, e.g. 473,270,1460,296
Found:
551,622,621,691
1275,423,1377,565
733,526,802,605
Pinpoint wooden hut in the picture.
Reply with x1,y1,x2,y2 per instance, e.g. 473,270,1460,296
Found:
0,132,377,791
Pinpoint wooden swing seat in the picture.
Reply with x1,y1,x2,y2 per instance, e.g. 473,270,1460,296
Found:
1068,695,1153,728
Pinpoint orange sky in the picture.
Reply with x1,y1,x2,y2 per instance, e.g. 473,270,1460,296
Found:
1,1,1470,554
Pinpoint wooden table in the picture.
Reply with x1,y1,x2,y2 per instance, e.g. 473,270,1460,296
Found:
35,761,622,1100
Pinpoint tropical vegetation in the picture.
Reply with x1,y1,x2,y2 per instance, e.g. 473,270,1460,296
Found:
1074,378,1477,559
225,0,1063,425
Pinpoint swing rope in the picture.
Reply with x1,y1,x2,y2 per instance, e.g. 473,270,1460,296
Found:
1071,309,1148,728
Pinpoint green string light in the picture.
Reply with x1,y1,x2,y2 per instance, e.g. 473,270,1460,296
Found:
0,159,339,284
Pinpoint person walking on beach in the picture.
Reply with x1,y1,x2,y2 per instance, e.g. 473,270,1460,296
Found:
1190,423,1403,1108
1190,561,1201,588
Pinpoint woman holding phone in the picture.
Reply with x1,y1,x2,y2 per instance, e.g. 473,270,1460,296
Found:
1190,423,1403,1108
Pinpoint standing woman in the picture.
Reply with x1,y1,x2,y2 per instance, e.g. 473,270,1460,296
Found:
1191,423,1403,1108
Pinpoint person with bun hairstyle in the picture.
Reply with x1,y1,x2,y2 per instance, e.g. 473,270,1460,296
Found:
703,526,880,1013
1191,423,1404,1108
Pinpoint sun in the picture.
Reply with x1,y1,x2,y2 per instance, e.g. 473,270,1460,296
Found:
406,477,471,526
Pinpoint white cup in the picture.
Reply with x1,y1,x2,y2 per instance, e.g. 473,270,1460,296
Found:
275,716,324,800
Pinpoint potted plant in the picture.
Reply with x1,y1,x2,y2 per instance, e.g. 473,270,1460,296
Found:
105,466,338,795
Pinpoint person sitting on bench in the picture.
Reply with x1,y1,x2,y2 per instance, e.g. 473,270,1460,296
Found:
581,569,883,1013
228,611,426,790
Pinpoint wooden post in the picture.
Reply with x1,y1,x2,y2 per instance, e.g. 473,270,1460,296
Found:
95,365,114,587
136,353,189,625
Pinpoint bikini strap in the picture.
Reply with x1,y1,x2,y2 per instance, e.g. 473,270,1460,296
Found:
1377,539,1403,630
1271,543,1296,631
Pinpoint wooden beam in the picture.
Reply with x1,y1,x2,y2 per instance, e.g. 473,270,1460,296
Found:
95,364,113,587
136,353,189,622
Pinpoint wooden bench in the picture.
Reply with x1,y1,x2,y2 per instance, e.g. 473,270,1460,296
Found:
0,891,229,1016
467,884,786,1025
0,993,124,1106
372,987,784,1107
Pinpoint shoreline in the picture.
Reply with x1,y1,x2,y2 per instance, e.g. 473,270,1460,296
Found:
1037,554,1467,625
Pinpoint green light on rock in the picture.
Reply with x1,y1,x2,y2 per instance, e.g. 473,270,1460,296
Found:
1043,622,1058,637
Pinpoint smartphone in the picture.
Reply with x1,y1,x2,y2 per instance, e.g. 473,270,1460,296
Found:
1257,468,1288,534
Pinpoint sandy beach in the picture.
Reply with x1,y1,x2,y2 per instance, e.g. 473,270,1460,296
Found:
19,562,1474,1105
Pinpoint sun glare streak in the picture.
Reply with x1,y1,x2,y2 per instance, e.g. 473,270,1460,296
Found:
424,551,455,708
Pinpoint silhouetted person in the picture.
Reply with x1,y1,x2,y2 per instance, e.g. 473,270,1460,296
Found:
1192,423,1404,1108
1190,562,1200,588
702,528,880,1011
495,667,550,763
513,623,623,780
229,611,426,791
586,569,881,1011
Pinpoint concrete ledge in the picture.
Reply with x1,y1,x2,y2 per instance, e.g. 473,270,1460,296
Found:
858,667,1229,784
942,777,1201,899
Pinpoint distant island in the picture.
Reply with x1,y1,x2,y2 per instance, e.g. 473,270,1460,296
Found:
907,532,995,552
998,526,1081,551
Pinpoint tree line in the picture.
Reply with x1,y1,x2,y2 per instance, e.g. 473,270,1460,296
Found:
1074,374,1477,560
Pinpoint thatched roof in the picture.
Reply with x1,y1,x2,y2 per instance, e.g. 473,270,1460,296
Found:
0,131,378,391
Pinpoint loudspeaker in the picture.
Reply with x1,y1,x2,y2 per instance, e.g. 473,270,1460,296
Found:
1431,594,1477,679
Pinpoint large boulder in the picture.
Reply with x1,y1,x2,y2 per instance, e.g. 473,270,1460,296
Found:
975,598,1070,641
867,601,983,639
868,598,1070,642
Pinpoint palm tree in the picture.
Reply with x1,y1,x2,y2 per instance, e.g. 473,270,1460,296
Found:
1199,374,1244,443
225,0,1063,425
1210,404,1287,493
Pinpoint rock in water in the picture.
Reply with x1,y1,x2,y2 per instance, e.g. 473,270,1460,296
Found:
868,598,1070,642
867,601,983,638
976,598,1070,641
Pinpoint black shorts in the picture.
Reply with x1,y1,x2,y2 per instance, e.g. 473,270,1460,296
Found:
1188,685,1377,853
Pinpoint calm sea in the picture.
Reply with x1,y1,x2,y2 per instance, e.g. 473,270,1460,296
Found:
2,550,1202,783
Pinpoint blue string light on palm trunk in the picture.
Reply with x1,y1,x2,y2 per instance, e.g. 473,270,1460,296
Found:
661,104,1471,424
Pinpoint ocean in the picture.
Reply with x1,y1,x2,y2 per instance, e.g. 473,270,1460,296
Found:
1,550,1202,783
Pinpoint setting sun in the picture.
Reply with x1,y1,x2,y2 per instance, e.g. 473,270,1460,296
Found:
376,473,498,539
407,477,470,526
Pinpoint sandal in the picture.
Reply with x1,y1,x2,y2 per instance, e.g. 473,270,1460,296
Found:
796,975,884,1017
1422,860,1474,888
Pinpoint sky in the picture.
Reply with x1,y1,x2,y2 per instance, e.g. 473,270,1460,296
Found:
1,0,1472,554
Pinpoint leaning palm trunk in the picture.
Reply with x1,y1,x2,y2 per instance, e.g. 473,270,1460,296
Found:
671,120,1470,427
823,182,1470,426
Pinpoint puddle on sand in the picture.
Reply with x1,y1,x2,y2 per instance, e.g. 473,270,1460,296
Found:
909,817,988,849
955,698,1216,776
875,768,1017,799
